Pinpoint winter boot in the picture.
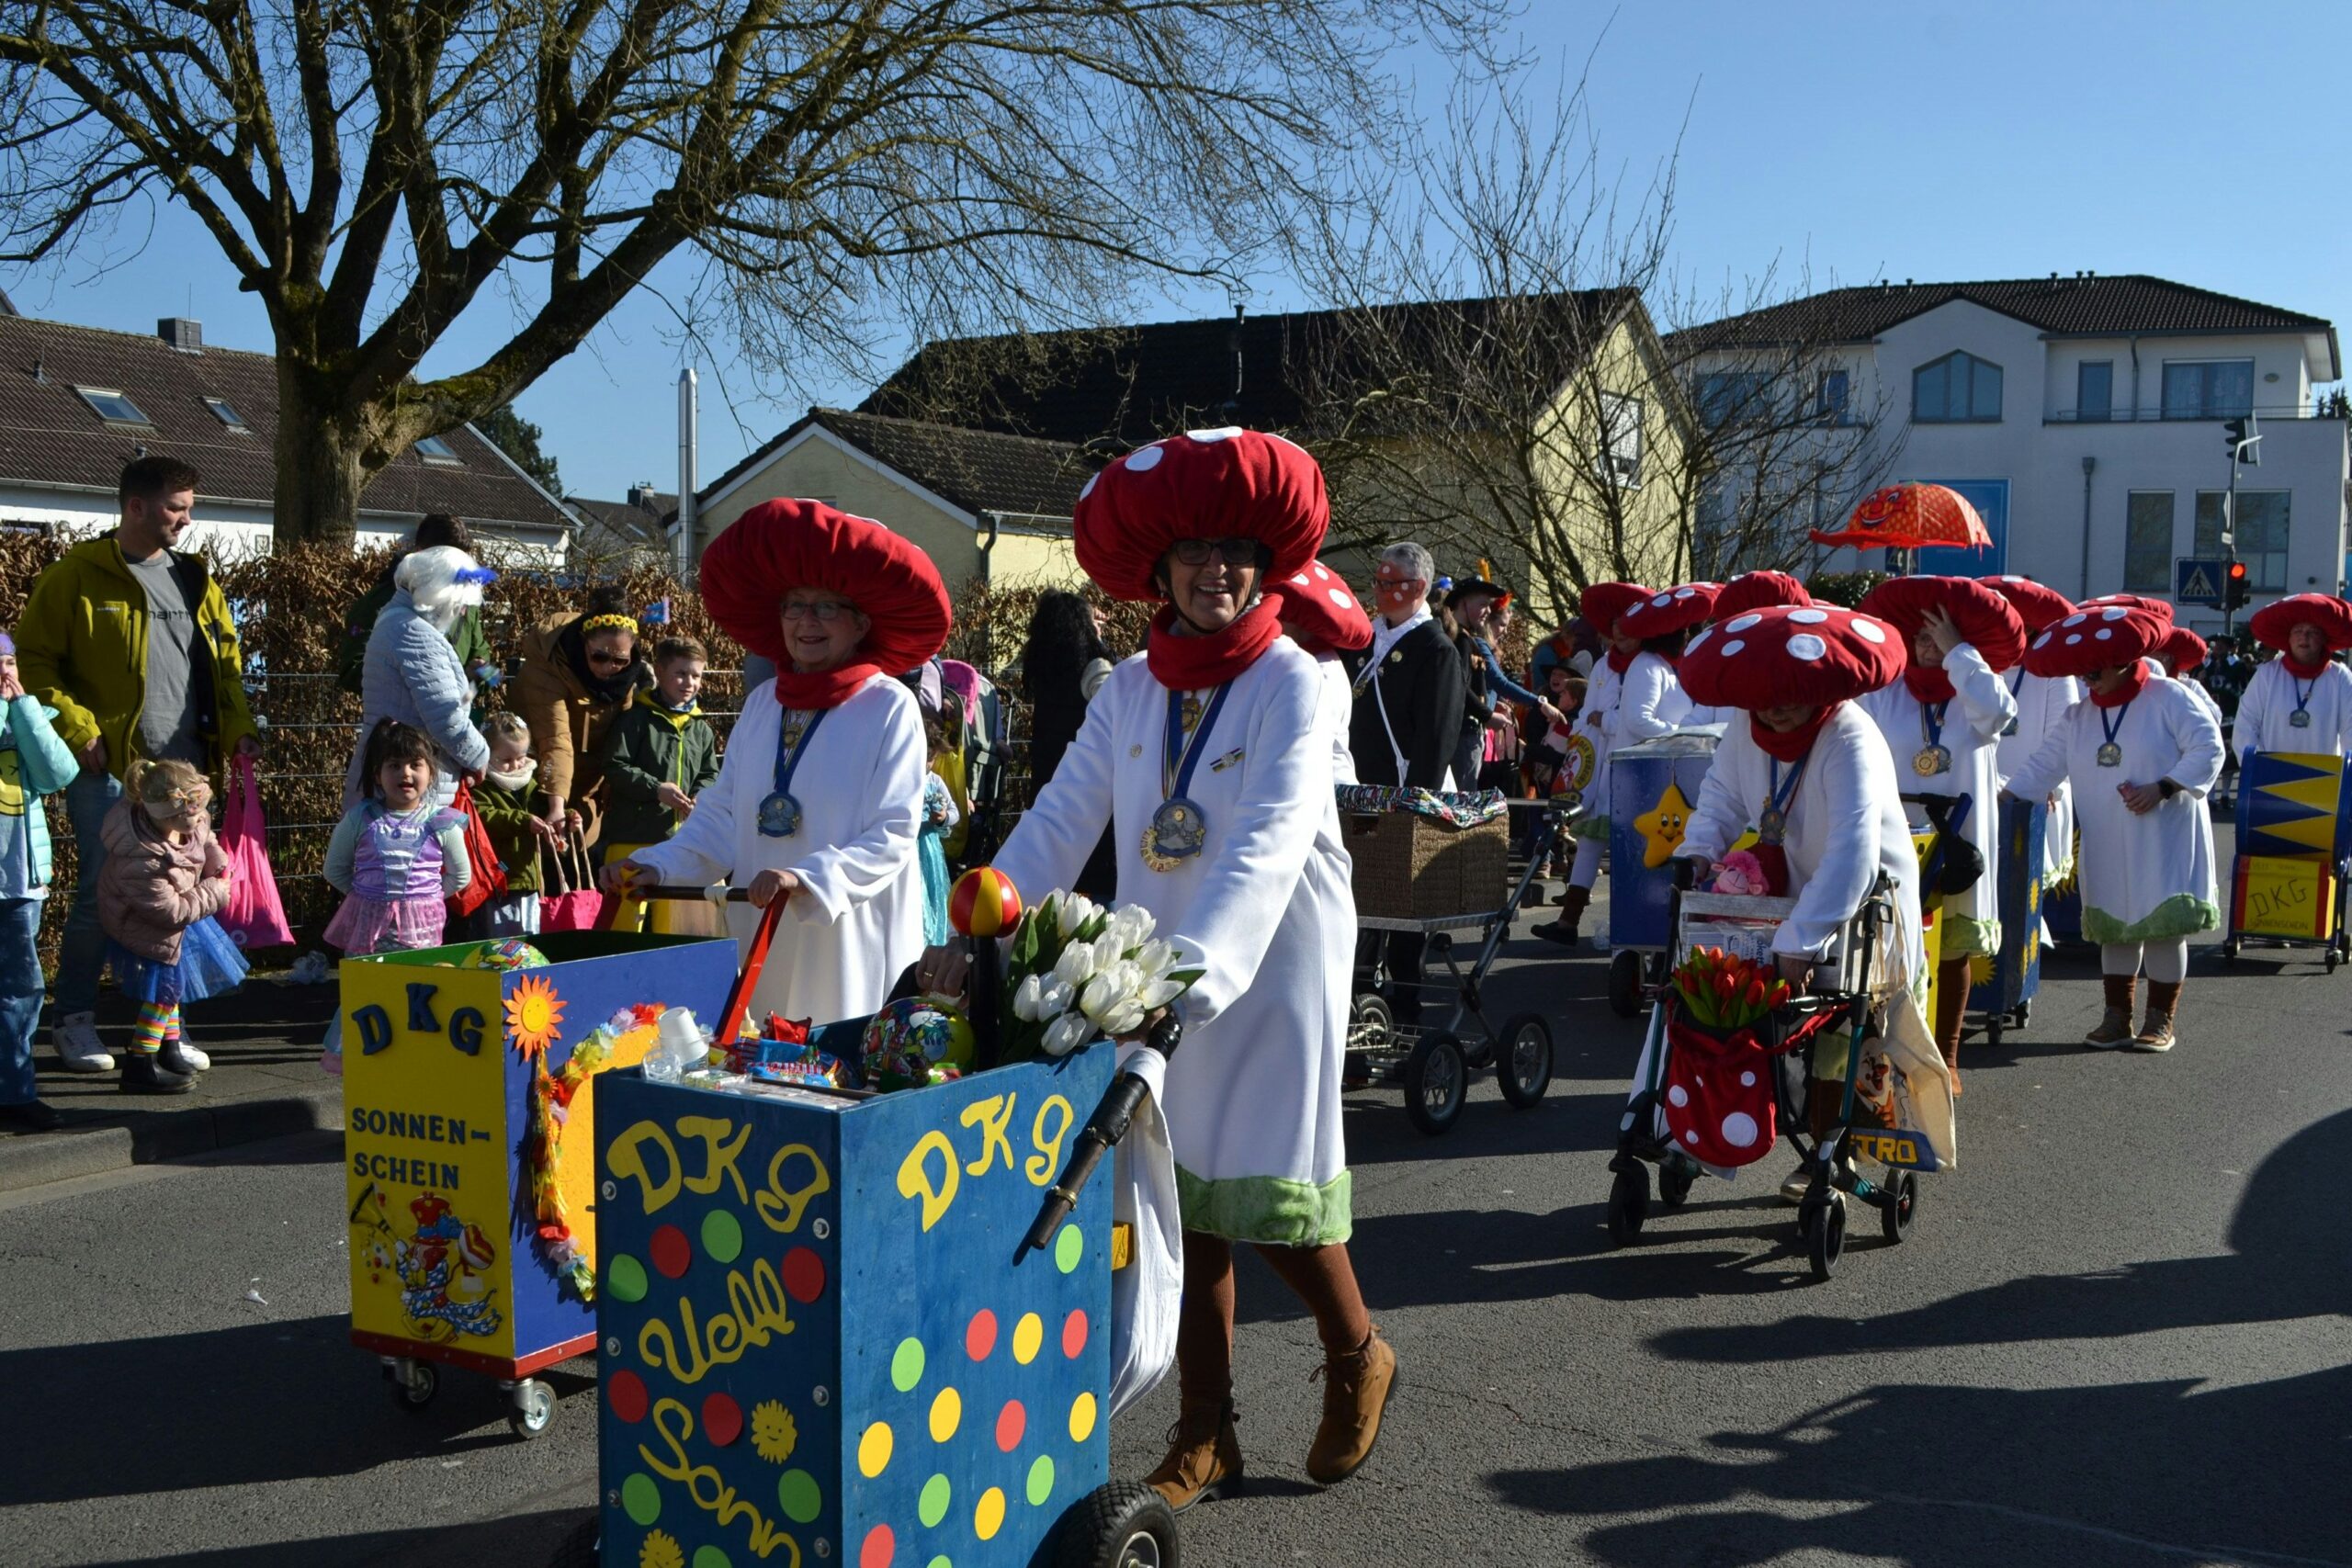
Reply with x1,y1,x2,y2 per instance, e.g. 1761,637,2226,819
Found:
2085,975,2136,1049
2131,980,2182,1053
120,1050,194,1096
1532,886,1589,946
1144,1397,1243,1511
157,1033,208,1076
1933,954,1971,1097
1306,1326,1397,1485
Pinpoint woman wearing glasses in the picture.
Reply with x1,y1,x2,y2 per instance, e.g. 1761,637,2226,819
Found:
605,500,950,1024
513,584,650,848
923,430,1393,1510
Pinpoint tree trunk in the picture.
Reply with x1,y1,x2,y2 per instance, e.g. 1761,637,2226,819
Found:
271,366,372,547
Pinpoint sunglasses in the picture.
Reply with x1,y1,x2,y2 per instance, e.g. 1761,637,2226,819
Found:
585,649,632,667
1170,538,1264,568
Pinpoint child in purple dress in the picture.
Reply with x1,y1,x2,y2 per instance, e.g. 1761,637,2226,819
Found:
321,721,472,1073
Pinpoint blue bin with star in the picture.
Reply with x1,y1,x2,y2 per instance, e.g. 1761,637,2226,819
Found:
1608,731,1724,958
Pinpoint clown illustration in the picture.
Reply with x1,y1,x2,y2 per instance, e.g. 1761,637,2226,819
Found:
356,1190,502,1342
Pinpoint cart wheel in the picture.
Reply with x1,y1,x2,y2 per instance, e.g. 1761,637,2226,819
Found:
1607,951,1645,1019
1657,1154,1696,1209
507,1378,556,1440
1879,1170,1917,1245
1983,1017,2004,1048
2222,939,2239,965
2012,1001,2030,1028
1055,1480,1182,1568
1808,1191,1846,1280
1494,1013,1554,1108
388,1359,438,1414
2329,948,2342,975
1604,1163,1650,1247
1347,992,1394,1051
1402,1032,1466,1135
2336,930,2350,960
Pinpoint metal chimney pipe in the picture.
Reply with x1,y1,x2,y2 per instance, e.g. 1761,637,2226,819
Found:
676,368,699,581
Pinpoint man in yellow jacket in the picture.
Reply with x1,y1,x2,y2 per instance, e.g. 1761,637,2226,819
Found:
17,456,261,1077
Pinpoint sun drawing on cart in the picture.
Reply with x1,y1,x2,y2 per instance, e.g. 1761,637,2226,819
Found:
638,1530,683,1568
752,1399,799,1463
504,976,566,1060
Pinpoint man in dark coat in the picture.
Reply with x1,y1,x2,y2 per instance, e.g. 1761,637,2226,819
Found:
1343,541,1465,1024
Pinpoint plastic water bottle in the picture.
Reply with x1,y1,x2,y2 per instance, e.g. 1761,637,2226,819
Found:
646,1007,707,1083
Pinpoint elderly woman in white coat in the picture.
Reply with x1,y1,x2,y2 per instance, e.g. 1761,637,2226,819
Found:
2233,592,2352,761
2006,606,2223,1053
343,546,492,810
605,500,948,1026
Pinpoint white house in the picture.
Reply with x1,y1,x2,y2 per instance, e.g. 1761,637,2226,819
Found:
1675,275,2346,631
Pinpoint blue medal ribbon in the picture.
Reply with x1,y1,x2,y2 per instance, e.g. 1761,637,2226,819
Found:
1759,754,1808,843
1144,684,1233,869
2291,673,2317,728
758,707,829,838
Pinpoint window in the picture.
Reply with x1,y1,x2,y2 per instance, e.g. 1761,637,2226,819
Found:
2124,491,2173,592
74,387,151,425
1695,371,1771,428
415,434,463,465
2076,362,2113,423
2195,490,2290,589
2162,359,2253,421
203,397,251,433
1817,369,1850,424
1911,352,2002,423
1599,392,1643,486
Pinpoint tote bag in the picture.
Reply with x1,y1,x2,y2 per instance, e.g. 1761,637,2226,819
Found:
541,829,606,932
217,754,294,949
444,781,510,919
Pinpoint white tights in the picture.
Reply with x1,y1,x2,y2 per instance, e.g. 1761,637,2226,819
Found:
1569,836,1605,892
2101,939,2187,984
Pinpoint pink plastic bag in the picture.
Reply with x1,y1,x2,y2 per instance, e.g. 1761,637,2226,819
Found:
218,753,295,949
540,829,605,932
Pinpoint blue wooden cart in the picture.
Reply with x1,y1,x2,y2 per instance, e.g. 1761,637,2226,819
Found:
2221,750,2352,972
1605,730,1723,1018
1968,795,2046,1046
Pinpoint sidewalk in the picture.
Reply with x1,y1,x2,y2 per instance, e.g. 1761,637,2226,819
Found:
3,971,342,1193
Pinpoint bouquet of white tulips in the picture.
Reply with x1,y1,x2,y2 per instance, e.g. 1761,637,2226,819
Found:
1002,891,1204,1062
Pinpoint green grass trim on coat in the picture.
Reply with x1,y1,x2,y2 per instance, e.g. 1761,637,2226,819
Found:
1939,911,2001,961
2081,896,2220,945
1176,1166,1353,1247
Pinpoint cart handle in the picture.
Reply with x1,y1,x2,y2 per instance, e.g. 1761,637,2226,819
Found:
1015,1011,1184,1264
596,882,786,1051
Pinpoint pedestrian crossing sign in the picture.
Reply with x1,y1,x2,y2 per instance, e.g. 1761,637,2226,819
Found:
2176,557,2226,606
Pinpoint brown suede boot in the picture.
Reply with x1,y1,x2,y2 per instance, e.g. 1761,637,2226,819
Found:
2131,980,2182,1053
1533,886,1589,945
1145,1397,1243,1510
1933,954,1970,1097
1306,1326,1397,1485
2086,974,2136,1049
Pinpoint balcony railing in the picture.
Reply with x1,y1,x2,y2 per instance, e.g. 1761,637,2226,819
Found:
2045,401,2345,425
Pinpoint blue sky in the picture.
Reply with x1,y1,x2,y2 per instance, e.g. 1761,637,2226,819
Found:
5,0,2344,502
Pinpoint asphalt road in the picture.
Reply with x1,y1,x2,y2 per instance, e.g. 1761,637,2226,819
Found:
5,884,2348,1568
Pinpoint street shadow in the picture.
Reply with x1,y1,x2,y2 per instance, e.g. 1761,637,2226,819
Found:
0,1313,596,1506
100,1502,590,1567
1339,1085,1624,1168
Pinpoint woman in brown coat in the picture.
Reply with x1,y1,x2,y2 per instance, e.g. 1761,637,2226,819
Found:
511,586,649,848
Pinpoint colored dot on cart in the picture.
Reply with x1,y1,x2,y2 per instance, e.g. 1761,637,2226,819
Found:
782,1247,827,1303
994,1400,1026,1452
927,1559,952,1568
650,1224,693,1279
890,1337,926,1393
605,1253,649,1303
701,1209,743,1265
1053,1224,1083,1274
620,1472,661,1526
918,1474,953,1529
974,1487,1006,1541
693,1550,732,1568
1025,1454,1056,1507
1012,1313,1044,1364
702,1392,744,1447
607,1370,650,1424
858,1420,894,1477
965,1310,998,1361
929,1386,962,1442
776,1469,823,1525
1068,1392,1098,1444
1060,1310,1088,1359
859,1524,894,1568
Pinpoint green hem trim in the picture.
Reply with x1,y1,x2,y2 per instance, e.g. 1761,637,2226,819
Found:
1176,1166,1352,1246
2082,896,2220,944
1939,913,2000,960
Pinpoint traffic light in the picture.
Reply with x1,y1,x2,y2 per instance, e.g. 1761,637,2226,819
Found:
2225,559,2251,611
2224,415,2261,465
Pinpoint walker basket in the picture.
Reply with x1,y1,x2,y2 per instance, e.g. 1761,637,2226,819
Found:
1342,809,1509,919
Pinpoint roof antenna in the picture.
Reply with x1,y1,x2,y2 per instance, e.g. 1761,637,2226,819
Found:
32,355,45,384
1221,292,1248,424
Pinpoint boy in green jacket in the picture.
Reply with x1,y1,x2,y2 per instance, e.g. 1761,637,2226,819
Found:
599,637,718,934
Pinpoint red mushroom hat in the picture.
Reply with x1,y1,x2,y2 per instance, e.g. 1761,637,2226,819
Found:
1071,428,1328,604
2158,625,2209,671
1986,576,2076,636
2248,592,2352,653
1856,575,2028,672
2023,604,2167,679
1578,581,1657,638
700,498,952,674
1272,559,1374,655
1617,581,1722,640
2080,592,2174,624
1680,604,1905,710
1711,570,1812,621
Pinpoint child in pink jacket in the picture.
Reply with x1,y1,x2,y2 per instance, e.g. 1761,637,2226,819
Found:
96,758,247,1094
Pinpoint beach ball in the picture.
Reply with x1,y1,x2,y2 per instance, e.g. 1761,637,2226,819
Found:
949,868,1023,939
860,997,977,1090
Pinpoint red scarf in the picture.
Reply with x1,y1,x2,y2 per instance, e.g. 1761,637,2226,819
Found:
1902,663,1955,704
2090,660,2150,708
1145,599,1282,690
1605,646,1635,675
1749,702,1842,762
2283,654,2332,679
772,660,883,711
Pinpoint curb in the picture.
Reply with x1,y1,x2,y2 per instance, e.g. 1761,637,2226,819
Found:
0,1085,345,1194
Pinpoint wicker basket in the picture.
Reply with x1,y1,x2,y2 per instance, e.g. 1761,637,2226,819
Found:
1343,811,1510,919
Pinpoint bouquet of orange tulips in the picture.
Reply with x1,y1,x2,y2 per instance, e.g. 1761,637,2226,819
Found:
1670,946,1792,1032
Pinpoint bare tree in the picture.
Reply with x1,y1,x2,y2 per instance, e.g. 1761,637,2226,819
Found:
0,0,1500,543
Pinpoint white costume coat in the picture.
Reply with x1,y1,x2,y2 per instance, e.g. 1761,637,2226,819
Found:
2006,679,2224,943
2233,660,2352,760
630,675,926,1026
1579,650,1689,829
991,640,1356,1245
1996,669,2081,884
1857,646,2017,938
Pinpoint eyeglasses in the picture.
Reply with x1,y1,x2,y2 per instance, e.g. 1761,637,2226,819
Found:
1170,538,1263,568
585,649,632,667
1374,575,1424,593
782,599,856,622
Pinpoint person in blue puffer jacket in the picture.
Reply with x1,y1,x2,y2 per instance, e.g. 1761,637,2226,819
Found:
343,547,495,811
0,629,87,1131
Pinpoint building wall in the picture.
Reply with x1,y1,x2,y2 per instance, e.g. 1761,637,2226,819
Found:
695,434,982,585
986,530,1083,587
0,486,568,565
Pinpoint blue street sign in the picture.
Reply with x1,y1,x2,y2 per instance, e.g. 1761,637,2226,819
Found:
2177,557,2227,606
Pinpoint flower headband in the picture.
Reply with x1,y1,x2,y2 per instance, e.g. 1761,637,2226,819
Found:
582,613,639,637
